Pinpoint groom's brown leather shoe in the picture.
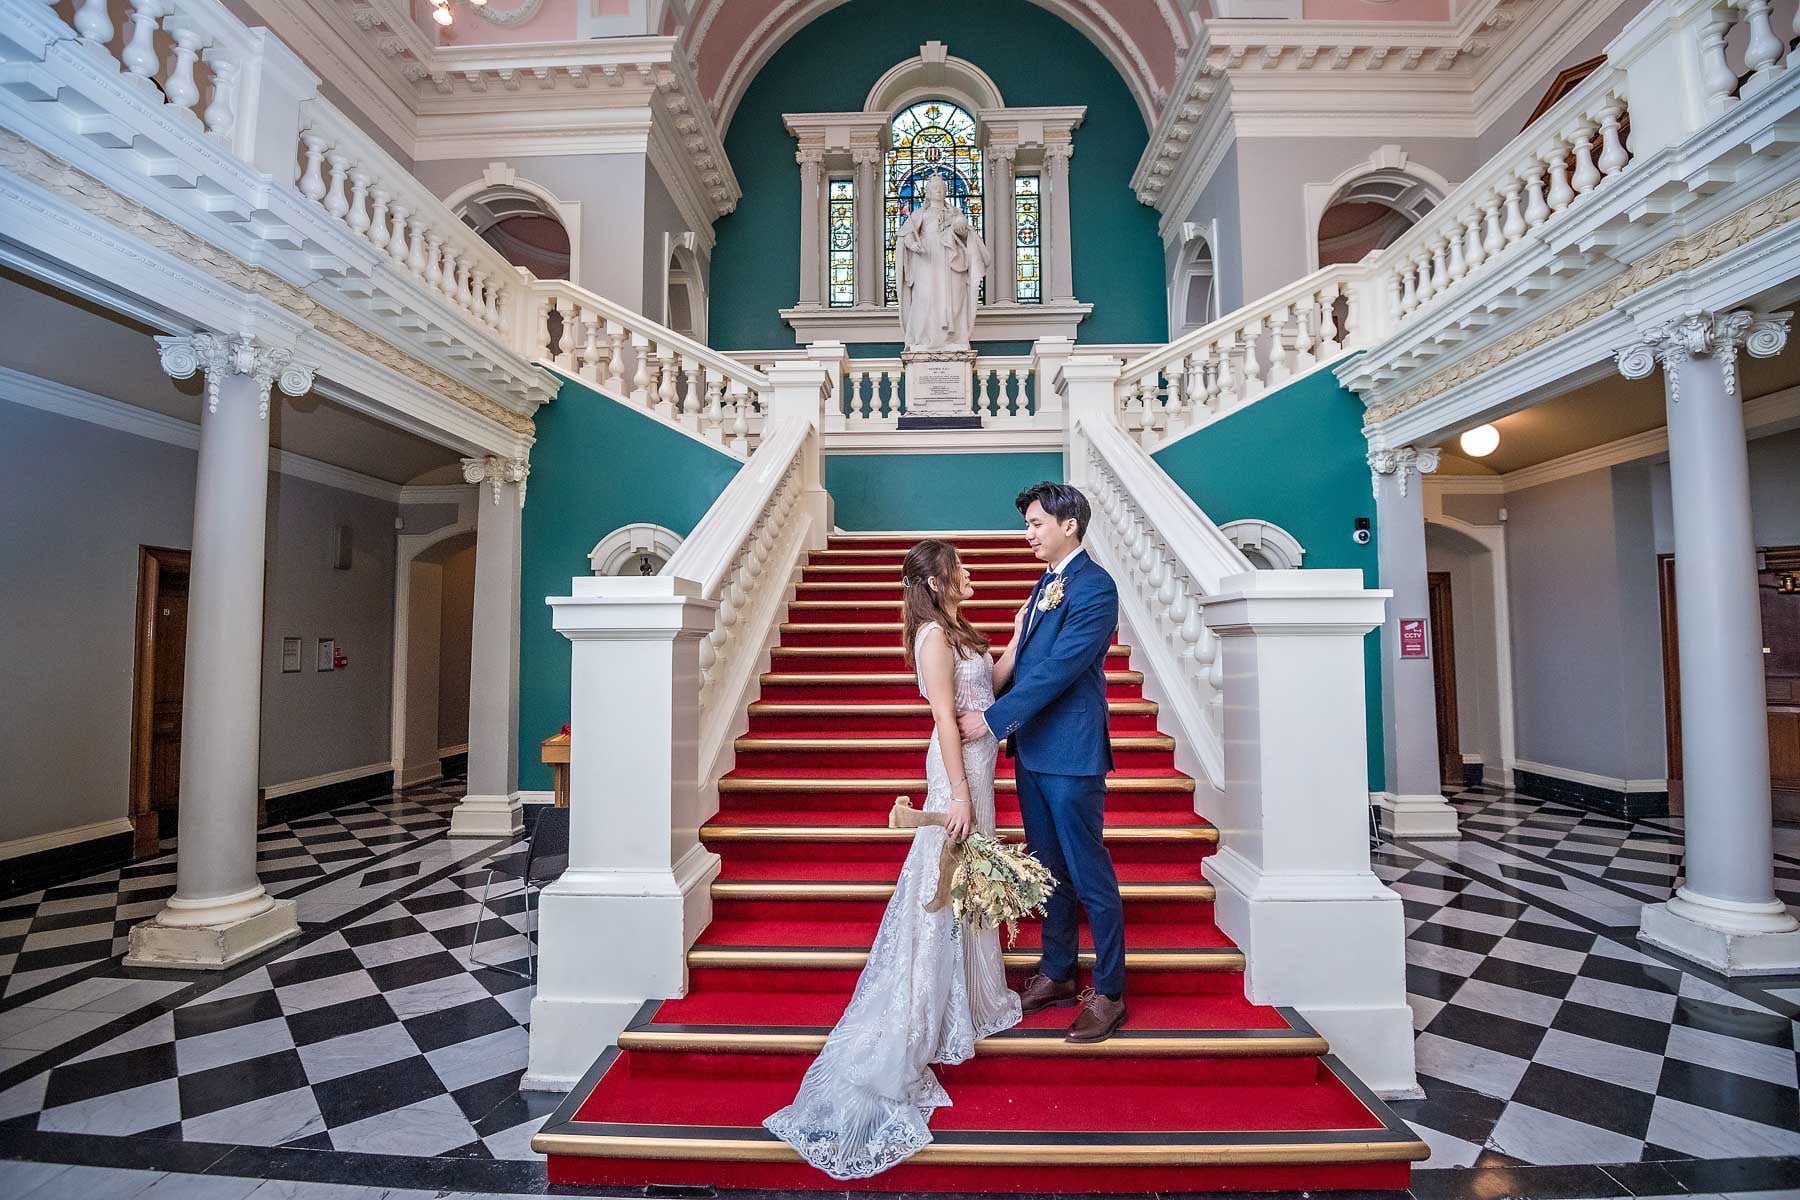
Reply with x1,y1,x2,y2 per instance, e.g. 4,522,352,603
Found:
1017,972,1079,1015
1065,992,1127,1043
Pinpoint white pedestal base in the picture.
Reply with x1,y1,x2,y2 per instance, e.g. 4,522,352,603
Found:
1376,792,1461,840
1205,846,1420,1098
1639,889,1800,975
449,792,524,839
525,846,720,1089
124,898,299,970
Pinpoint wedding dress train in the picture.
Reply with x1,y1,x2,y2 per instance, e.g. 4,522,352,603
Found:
763,622,1023,1179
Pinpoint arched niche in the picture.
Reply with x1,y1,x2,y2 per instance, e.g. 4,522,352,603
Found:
444,164,582,283
590,523,684,577
1170,223,1220,336
664,232,708,341
1219,519,1307,570
864,41,1005,116
1304,147,1450,271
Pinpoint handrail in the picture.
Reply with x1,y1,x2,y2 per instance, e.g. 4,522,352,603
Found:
662,417,807,596
526,278,771,399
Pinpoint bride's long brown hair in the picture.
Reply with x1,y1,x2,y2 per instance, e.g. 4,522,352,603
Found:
901,540,991,666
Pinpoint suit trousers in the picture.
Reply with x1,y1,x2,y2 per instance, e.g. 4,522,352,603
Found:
1014,765,1126,997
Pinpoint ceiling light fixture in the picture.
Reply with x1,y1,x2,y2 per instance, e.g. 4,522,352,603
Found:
430,0,488,27
1459,424,1500,458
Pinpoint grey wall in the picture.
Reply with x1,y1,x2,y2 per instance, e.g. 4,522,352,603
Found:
642,163,694,329
1425,524,1505,778
1650,426,1800,552
403,561,444,781
413,154,654,310
438,541,476,752
0,397,400,847
1175,142,1245,317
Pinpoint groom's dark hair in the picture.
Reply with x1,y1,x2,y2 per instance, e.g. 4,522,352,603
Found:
1016,481,1090,540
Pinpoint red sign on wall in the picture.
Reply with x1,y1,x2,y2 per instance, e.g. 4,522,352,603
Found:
1399,618,1430,659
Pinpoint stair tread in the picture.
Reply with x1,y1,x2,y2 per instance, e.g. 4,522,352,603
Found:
687,947,1243,970
694,917,1237,951
646,990,1284,1032
712,859,1209,882
708,808,1209,828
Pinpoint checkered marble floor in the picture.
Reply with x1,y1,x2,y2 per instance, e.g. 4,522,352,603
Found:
1385,788,1800,1171
0,782,1797,1199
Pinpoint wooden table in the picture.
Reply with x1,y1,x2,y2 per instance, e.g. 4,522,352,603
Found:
541,730,570,808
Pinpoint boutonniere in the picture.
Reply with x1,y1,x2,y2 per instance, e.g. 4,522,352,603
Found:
1037,575,1067,613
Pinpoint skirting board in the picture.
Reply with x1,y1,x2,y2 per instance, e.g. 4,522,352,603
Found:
0,817,134,900
261,762,394,801
518,790,555,806
1513,759,1668,820
261,768,396,828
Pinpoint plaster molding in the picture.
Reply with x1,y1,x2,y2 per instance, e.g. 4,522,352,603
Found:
1367,443,1440,499
0,365,410,503
462,453,532,507
590,522,685,575
156,333,318,421
1218,518,1307,569
1615,308,1792,402
781,301,1093,344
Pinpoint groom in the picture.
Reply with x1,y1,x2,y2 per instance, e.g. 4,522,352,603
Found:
958,482,1127,1043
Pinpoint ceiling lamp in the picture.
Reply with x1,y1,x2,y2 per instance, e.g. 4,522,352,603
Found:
431,0,488,26
1459,424,1500,458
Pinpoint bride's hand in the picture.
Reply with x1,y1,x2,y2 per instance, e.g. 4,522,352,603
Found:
944,796,973,842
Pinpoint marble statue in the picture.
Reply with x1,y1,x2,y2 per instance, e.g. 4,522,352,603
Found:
896,174,988,352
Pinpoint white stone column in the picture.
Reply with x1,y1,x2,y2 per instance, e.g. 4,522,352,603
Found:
1197,570,1418,1098
1616,309,1800,974
1369,445,1460,839
1044,142,1076,304
450,455,528,839
126,333,314,970
796,148,824,308
987,145,1015,304
853,147,883,309
526,577,719,1089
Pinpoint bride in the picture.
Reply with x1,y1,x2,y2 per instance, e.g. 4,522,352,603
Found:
764,539,1026,1178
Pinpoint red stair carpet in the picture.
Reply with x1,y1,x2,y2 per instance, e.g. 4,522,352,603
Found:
535,534,1426,1192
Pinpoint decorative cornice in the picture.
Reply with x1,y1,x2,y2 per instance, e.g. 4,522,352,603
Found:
462,453,531,507
1362,176,1800,428
156,333,317,420
1368,444,1440,499
1614,309,1792,402
0,130,536,437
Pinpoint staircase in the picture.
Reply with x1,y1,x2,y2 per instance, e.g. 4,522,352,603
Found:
535,533,1426,1191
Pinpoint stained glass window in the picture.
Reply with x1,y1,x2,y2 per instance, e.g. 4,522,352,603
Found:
827,178,855,308
1014,174,1041,304
884,100,983,306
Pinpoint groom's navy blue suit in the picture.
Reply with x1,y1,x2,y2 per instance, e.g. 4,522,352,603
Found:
982,549,1127,998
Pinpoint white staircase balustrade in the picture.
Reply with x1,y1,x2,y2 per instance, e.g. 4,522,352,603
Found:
527,278,773,455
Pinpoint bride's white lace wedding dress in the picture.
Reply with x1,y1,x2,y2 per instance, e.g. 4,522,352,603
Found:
764,622,1023,1179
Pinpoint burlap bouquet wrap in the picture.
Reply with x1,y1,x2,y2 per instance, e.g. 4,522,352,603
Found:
888,796,1056,946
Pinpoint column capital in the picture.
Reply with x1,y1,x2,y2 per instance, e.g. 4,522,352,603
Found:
1367,444,1439,499
989,142,1017,167
1044,141,1074,166
155,332,316,420
462,454,530,507
1615,308,1791,401
795,147,825,167
851,146,882,167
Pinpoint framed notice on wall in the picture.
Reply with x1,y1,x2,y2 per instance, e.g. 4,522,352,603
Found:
281,637,302,673
1399,618,1429,660
316,637,336,672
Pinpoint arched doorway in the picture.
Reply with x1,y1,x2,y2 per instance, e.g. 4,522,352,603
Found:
1423,514,1516,792
1306,149,1450,270
664,234,707,341
447,169,580,282
1170,229,1220,335
399,530,477,786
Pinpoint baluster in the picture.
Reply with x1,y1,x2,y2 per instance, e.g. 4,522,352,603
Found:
1342,283,1363,349
1521,162,1550,229
74,0,114,45
630,334,652,406
658,349,680,419
1146,537,1171,636
346,170,371,238
444,251,465,304
1741,0,1783,91
422,235,442,289
1293,297,1318,370
201,49,238,140
1178,575,1206,696
367,187,390,249
1203,344,1224,411
730,384,751,451
1267,304,1295,386
1544,144,1575,213
1010,368,1026,417
1699,7,1740,107
605,325,628,393
1399,262,1419,315
579,314,601,382
1219,330,1243,405
1458,210,1483,276
1500,179,1527,245
407,222,429,277
1596,99,1629,178
386,204,410,263
1242,318,1266,397
324,151,351,221
476,272,495,326
1481,194,1506,259
556,303,579,370
1317,284,1342,356
121,0,165,87
1413,253,1435,305
1430,239,1451,296
529,294,551,360
163,23,204,114
1569,119,1601,195
298,134,328,203
1446,222,1469,283
705,375,726,442
671,354,691,425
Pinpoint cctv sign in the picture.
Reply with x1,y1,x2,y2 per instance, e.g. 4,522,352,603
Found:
1399,618,1429,659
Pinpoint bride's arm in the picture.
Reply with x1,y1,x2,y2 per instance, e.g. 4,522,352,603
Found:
991,599,1030,691
920,628,974,842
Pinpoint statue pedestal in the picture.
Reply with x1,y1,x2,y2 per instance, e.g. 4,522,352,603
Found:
899,350,980,430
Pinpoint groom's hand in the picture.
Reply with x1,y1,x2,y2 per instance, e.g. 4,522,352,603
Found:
956,709,989,742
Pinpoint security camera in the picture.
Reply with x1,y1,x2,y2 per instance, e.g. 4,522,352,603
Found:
1352,517,1372,546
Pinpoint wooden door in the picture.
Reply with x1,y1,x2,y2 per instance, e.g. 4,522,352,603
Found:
1659,548,1799,821
1428,571,1462,790
130,547,190,858
1763,548,1800,821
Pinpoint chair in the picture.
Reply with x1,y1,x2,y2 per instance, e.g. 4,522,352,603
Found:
468,806,569,979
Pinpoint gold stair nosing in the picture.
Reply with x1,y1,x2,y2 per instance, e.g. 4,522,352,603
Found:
717,773,1195,794
733,735,1176,752
745,699,1160,715
688,947,1242,971
531,1130,1429,1167
702,824,1216,843
769,645,1132,657
712,880,1215,901
758,670,1145,685
617,1026,1322,1058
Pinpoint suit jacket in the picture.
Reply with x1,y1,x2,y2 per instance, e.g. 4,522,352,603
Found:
983,549,1119,777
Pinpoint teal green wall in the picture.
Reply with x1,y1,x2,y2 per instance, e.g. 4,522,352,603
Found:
517,376,742,790
825,453,1061,530
1151,368,1386,791
710,0,1165,351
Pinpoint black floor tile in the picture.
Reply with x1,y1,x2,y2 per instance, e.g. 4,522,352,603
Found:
177,1051,310,1121
309,1055,448,1128
402,997,518,1054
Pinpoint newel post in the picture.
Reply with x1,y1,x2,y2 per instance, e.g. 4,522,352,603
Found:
766,352,836,549
1196,570,1419,1099
526,577,720,1090
1059,353,1123,487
